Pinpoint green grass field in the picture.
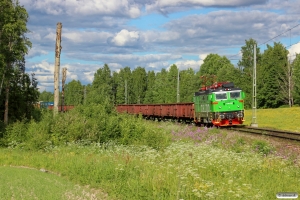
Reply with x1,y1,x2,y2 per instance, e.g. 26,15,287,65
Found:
0,140,299,200
244,107,300,132
0,166,109,200
1,122,300,199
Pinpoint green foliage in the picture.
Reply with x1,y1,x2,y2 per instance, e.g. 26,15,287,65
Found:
252,140,273,155
86,64,113,105
231,137,246,153
0,0,36,124
199,54,224,77
4,71,39,122
165,64,179,103
293,54,300,105
64,80,84,105
131,67,147,104
144,70,156,103
3,120,28,146
38,90,54,102
152,69,169,103
258,42,288,108
2,103,171,150
237,39,261,108
178,68,197,102
115,66,132,104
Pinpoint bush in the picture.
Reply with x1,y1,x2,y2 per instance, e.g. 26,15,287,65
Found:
252,140,273,155
3,120,28,147
2,103,172,150
278,105,290,108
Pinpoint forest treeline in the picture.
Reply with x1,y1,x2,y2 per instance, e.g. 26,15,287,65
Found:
41,39,300,110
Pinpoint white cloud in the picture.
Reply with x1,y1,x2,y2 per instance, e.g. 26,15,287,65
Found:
26,61,103,92
20,0,142,18
111,29,140,46
27,47,48,58
288,42,300,60
83,72,95,83
44,32,56,41
173,54,206,71
63,30,112,44
146,0,267,13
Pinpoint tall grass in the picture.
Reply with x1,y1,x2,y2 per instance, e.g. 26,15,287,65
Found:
0,166,109,200
1,138,299,199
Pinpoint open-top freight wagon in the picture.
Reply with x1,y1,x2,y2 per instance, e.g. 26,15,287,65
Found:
116,82,245,127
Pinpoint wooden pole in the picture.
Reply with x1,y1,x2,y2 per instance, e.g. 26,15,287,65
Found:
54,22,62,116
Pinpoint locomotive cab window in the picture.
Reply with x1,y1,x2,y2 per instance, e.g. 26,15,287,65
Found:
230,91,241,99
215,92,227,100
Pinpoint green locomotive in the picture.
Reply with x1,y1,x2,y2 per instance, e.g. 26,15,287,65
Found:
193,82,245,126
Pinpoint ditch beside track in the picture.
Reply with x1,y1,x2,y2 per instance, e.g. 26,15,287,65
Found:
231,126,300,141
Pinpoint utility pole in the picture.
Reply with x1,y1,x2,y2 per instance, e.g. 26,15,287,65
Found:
288,58,292,107
125,80,128,104
177,69,180,103
251,44,258,127
54,22,62,116
84,85,86,105
61,68,67,112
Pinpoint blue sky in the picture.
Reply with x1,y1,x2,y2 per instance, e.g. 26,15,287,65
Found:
19,0,300,92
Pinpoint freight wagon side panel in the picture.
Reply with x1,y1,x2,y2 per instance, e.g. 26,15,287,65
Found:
117,103,194,121
154,105,161,116
175,103,194,119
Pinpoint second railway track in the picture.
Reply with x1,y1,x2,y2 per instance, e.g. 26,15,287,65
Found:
232,126,300,141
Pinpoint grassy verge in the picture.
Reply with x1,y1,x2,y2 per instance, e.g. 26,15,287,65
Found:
0,166,109,200
244,107,300,132
1,124,299,200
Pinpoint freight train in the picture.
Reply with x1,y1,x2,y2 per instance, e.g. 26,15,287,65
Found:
116,82,245,127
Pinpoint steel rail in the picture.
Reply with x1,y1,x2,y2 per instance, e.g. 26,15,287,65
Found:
231,126,300,141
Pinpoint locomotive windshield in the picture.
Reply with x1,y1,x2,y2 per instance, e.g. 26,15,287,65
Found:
230,91,241,99
215,92,227,100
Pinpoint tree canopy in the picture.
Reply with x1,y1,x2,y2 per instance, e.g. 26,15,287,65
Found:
0,0,37,124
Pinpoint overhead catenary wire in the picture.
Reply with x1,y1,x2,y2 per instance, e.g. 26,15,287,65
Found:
258,23,300,47
217,23,300,63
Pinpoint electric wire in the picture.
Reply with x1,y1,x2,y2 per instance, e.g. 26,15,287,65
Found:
222,23,300,62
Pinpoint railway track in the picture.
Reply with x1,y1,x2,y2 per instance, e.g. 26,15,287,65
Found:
232,126,300,141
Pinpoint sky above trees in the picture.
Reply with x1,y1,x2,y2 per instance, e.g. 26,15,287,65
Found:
20,0,300,92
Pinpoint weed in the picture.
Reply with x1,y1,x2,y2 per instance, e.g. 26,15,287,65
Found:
252,140,274,155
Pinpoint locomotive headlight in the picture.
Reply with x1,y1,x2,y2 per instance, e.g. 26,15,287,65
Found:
219,106,222,109
237,105,240,108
